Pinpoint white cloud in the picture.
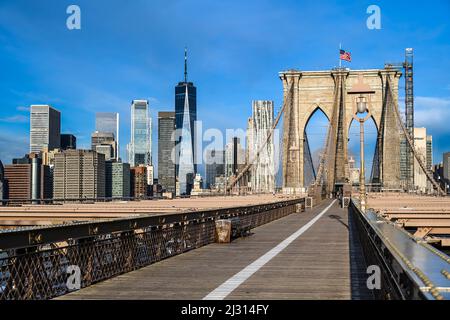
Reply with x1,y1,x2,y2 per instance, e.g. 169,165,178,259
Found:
0,132,28,163
10,89,64,105
16,106,30,112
0,115,28,123
415,96,450,133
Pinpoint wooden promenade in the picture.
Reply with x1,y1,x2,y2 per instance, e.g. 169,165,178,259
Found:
60,200,372,300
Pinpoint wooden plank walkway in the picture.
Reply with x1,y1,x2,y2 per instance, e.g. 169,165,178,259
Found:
60,200,372,300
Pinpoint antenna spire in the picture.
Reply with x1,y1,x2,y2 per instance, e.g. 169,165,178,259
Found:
184,46,188,83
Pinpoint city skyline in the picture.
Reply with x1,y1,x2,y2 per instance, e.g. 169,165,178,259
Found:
0,0,450,174
1,2,450,304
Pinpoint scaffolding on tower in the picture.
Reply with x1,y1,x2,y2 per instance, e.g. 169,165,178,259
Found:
404,48,414,190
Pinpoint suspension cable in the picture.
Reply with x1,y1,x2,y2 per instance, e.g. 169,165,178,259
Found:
387,76,445,196
226,82,294,192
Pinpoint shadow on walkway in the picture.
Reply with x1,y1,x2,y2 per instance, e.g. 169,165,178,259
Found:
347,209,375,300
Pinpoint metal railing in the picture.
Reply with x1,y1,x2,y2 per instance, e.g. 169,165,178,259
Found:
349,198,450,300
0,198,303,300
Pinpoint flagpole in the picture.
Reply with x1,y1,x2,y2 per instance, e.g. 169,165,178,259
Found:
339,43,342,68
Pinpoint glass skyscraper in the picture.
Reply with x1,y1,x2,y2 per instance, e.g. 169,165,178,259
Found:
158,112,176,194
205,149,225,189
128,100,151,167
30,105,61,153
177,87,195,195
175,49,197,194
250,100,275,193
96,112,119,161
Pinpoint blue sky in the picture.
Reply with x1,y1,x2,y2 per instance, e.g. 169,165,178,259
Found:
0,0,449,177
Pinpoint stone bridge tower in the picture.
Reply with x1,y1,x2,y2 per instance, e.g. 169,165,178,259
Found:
280,67,402,193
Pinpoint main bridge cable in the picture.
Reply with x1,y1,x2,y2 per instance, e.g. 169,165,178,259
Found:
226,82,295,192
386,76,445,196
313,98,335,187
312,117,332,187
313,72,343,189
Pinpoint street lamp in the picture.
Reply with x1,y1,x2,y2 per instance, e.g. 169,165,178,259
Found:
353,95,371,212
348,73,376,211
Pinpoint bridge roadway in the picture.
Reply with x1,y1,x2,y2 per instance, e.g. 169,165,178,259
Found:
60,199,373,300
0,195,297,228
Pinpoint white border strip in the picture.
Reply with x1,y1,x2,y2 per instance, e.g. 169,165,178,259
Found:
203,200,337,300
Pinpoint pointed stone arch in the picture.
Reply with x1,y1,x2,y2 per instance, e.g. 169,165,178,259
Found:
280,68,402,191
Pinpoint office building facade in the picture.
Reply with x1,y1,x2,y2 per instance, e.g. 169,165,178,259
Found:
444,152,450,182
225,138,245,178
158,112,176,194
205,149,225,189
128,100,151,167
92,131,116,161
96,112,119,161
3,164,32,202
250,100,275,193
105,162,130,198
413,128,427,193
4,154,52,202
130,166,147,199
30,105,61,153
61,134,77,150
53,150,105,201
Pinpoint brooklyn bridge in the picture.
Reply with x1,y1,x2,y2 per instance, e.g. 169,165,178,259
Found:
0,64,449,301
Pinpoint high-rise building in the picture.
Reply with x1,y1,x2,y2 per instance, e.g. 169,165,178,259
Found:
443,152,450,182
41,147,61,166
175,49,197,195
250,101,275,193
30,105,61,153
61,134,77,150
348,155,360,185
192,173,204,192
0,160,5,202
214,175,227,192
246,117,254,186
53,150,105,201
5,153,52,202
128,100,151,167
205,149,225,189
95,144,114,161
96,112,119,161
12,154,32,164
130,166,147,199
105,161,130,198
3,164,31,202
225,142,234,178
158,112,176,194
225,138,245,178
92,131,116,161
413,128,427,192
146,165,154,187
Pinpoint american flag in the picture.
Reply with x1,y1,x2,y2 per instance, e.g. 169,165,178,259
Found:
340,49,351,62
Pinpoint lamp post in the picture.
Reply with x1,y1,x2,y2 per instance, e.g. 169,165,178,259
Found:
353,95,371,212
